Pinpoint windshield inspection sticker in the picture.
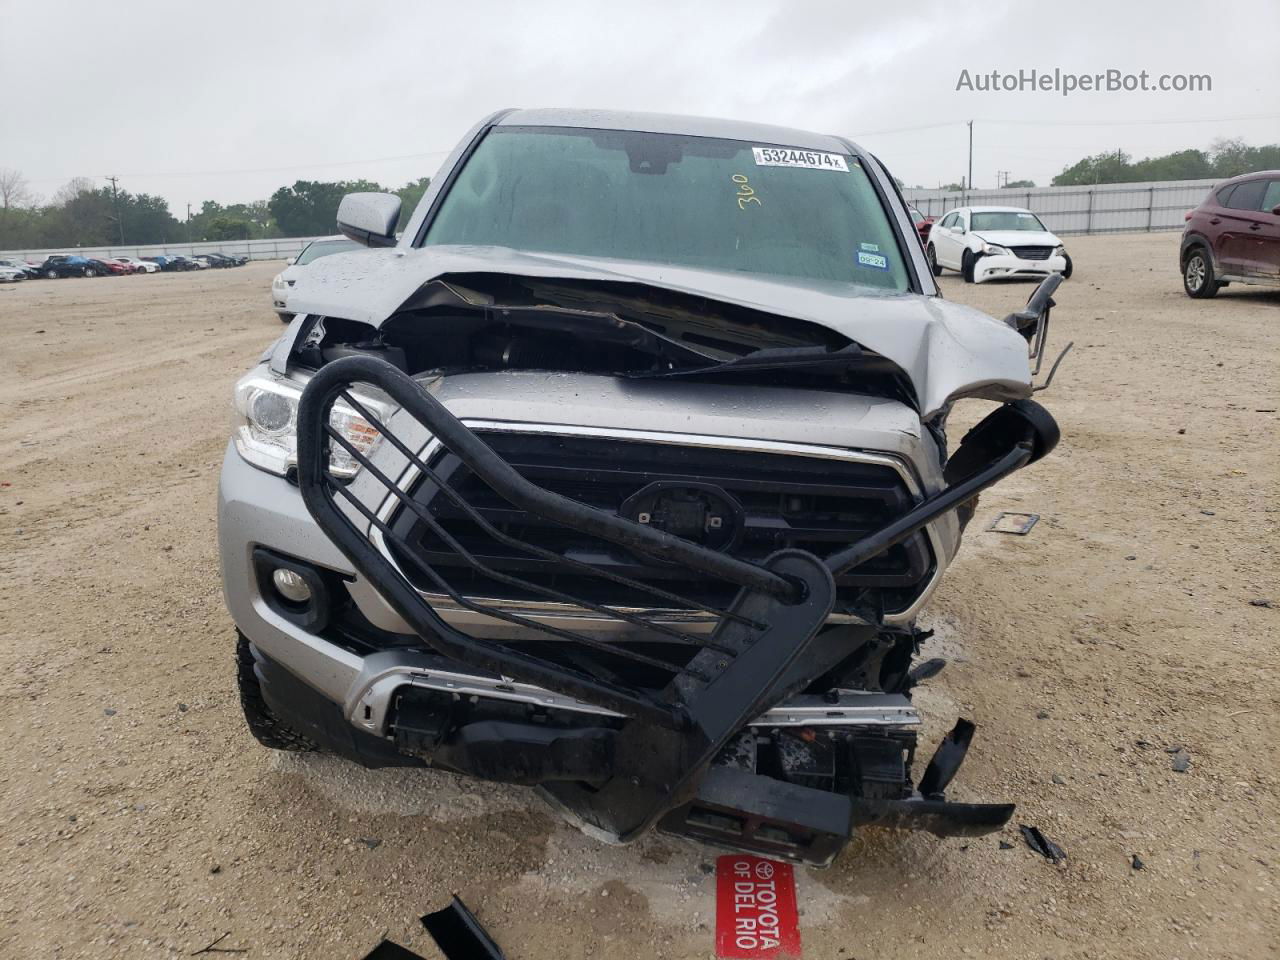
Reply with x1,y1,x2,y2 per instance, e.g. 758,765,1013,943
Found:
753,147,848,172
715,855,801,958
859,242,880,252
857,249,889,270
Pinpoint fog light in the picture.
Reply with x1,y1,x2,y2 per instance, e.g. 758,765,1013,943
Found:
272,567,312,603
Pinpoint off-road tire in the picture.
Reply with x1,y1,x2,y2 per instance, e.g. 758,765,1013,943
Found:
926,244,942,277
236,632,320,752
1183,247,1220,298
961,250,976,283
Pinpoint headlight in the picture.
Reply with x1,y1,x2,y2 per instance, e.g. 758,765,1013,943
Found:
1052,245,1067,257
981,241,1013,256
232,371,393,479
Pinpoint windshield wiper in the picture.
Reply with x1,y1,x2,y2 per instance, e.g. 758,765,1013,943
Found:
630,343,864,379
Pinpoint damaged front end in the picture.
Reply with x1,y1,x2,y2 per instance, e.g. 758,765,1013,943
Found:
289,273,1061,864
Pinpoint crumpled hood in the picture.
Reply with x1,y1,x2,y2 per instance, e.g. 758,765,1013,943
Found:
288,244,1034,420
971,229,1060,248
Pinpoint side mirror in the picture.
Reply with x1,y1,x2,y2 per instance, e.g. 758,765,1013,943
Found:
1271,203,1280,216
1002,274,1062,345
285,256,296,266
336,192,401,248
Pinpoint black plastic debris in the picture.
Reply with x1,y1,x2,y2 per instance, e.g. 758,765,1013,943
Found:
986,512,1040,535
999,840,1014,850
1019,824,1066,863
918,719,976,798
362,941,427,960
1131,854,1145,870
422,896,507,960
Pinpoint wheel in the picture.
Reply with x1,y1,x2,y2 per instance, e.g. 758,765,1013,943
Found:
961,250,976,283
45,269,58,279
1061,254,1073,280
1183,248,1219,298
236,632,319,752
83,267,97,277
926,244,942,277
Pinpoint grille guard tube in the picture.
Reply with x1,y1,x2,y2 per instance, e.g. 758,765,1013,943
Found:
294,356,1055,848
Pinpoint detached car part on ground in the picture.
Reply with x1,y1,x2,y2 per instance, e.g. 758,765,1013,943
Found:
219,109,1066,867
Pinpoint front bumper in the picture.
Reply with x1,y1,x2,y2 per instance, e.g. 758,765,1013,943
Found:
974,253,1067,283
220,361,1057,863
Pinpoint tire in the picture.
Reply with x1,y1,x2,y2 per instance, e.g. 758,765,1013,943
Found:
45,269,58,279
1062,254,1073,280
236,632,319,752
1183,247,1219,298
961,250,976,283
926,244,942,277
83,267,97,278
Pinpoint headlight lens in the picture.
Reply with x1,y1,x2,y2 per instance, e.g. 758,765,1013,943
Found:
232,371,393,479
1052,245,1067,257
982,242,1013,256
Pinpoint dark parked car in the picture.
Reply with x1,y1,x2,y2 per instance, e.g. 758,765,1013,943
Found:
1181,170,1280,297
146,255,195,272
40,255,102,278
90,258,128,276
206,252,247,267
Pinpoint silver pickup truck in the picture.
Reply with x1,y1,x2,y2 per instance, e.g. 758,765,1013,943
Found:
219,108,1063,867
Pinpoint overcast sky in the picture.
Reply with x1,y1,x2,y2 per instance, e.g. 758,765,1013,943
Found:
2,0,1276,212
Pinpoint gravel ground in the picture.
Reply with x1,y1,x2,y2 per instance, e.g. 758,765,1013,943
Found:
0,234,1276,959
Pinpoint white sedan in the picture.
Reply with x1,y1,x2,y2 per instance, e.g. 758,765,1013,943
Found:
271,235,362,321
114,257,161,274
926,206,1072,283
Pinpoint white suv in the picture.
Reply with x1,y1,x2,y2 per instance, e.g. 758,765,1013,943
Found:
927,206,1071,283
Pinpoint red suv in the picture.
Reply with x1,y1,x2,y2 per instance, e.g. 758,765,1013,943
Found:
1181,171,1280,297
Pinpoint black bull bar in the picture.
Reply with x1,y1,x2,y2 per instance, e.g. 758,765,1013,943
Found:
296,356,1058,862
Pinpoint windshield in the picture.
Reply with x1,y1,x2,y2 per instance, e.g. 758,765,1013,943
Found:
971,211,1047,232
422,126,910,291
295,238,360,265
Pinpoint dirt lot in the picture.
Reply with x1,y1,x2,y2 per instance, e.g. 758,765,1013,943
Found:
0,235,1276,960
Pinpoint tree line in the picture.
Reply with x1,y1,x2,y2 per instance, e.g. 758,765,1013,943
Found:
3,135,1276,249
1050,137,1279,186
0,173,431,251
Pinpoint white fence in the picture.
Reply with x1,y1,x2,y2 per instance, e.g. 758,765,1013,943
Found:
0,178,1226,259
0,235,325,263
903,179,1219,236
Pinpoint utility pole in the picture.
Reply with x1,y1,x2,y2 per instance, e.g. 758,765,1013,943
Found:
105,175,125,244
966,120,974,201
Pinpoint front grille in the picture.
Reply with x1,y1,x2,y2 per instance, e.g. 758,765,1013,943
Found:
1009,246,1054,260
386,433,935,618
